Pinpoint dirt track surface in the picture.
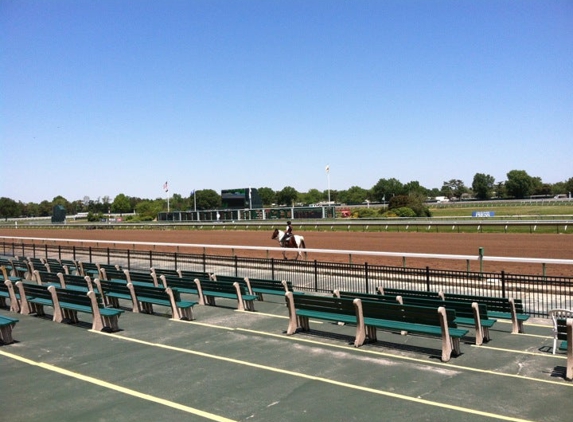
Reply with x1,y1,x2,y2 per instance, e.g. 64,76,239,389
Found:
1,228,572,276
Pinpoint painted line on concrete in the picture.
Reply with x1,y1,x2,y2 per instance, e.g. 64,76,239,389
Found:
0,349,236,422
88,331,537,421
236,327,573,387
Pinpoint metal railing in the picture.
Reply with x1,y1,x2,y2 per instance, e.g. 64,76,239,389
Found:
2,239,572,318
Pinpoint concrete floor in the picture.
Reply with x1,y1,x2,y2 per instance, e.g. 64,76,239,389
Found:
1,293,572,422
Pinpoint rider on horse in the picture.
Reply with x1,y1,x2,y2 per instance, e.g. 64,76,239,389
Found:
281,221,293,247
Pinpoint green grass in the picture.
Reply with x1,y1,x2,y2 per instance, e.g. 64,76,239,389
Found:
428,204,573,218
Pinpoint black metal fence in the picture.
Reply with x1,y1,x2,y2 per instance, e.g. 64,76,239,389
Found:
2,240,572,318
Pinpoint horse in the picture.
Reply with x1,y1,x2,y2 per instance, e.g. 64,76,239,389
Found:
271,229,307,260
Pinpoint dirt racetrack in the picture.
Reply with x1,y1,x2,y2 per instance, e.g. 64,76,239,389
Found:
1,228,572,276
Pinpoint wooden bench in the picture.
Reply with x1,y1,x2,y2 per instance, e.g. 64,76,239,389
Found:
151,268,211,280
0,314,19,344
93,278,195,320
101,268,158,286
50,286,123,331
440,292,529,334
378,286,442,299
78,261,101,278
244,277,293,301
1,266,21,312
15,281,123,331
334,289,397,304
355,299,468,362
43,260,71,275
92,278,134,310
159,274,200,297
128,282,196,320
286,292,468,361
395,296,494,346
194,279,256,311
285,292,359,339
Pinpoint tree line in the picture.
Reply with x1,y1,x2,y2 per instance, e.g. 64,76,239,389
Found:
1,170,571,220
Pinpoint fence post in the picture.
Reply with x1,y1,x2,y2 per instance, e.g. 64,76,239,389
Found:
174,252,178,271
149,250,153,269
365,262,369,294
127,249,131,270
271,258,275,280
501,271,506,298
478,247,484,275
234,255,238,276
426,266,430,291
314,260,318,292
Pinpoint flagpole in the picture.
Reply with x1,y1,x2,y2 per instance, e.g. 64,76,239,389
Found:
326,165,330,204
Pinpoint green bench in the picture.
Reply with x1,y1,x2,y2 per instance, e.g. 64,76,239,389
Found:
0,314,19,344
440,292,529,334
101,268,158,286
78,261,101,278
92,279,134,310
286,292,468,362
152,267,211,280
194,279,257,311
1,266,21,312
334,289,397,304
285,292,359,338
394,296,494,346
15,281,123,331
93,278,195,320
245,277,293,301
549,309,573,355
129,282,196,320
378,286,442,299
159,274,200,297
356,298,468,362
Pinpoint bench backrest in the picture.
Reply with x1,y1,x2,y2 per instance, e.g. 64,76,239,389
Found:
441,293,522,313
381,287,441,299
34,270,63,286
197,279,248,295
398,296,487,320
160,275,197,290
125,270,157,286
61,274,93,290
130,283,178,301
336,290,397,303
96,279,131,295
291,293,357,317
52,286,102,308
101,268,128,281
360,299,457,327
17,281,53,299
246,278,293,291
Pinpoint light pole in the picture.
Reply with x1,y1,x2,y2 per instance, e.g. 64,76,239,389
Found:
325,164,331,204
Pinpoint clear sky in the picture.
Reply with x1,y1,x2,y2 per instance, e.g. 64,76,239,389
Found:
2,0,572,204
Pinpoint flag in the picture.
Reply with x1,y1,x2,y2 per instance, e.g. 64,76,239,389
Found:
325,164,330,174
163,181,168,192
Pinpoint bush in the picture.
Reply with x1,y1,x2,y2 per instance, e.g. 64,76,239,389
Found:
391,207,417,218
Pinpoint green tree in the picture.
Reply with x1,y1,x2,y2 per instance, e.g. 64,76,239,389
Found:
472,173,495,200
168,193,188,211
0,197,20,218
276,186,298,206
338,186,368,205
257,187,276,206
388,195,430,217
371,178,404,203
112,194,132,214
135,199,163,219
300,188,323,205
196,189,221,210
505,170,534,198
441,179,468,199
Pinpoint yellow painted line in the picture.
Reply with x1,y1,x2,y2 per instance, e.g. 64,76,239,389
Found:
0,349,236,422
235,328,573,387
474,344,567,359
89,332,535,422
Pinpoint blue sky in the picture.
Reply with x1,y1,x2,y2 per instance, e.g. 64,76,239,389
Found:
2,0,572,203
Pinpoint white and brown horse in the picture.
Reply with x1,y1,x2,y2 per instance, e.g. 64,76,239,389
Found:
271,229,307,260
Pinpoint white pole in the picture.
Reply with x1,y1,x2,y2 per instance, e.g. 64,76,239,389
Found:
326,164,330,204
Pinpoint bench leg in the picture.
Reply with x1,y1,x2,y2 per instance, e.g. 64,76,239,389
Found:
30,302,46,317
366,326,377,342
100,315,121,332
243,300,255,312
177,307,193,321
205,296,216,307
106,297,120,309
140,302,154,314
255,292,264,301
62,309,79,324
0,324,15,344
